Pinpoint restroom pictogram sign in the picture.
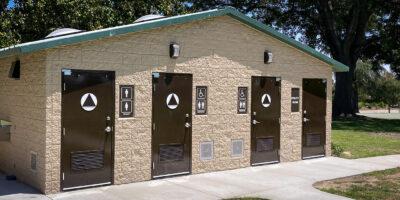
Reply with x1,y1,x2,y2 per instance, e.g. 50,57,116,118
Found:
196,86,207,115
237,87,248,114
81,93,97,111
166,93,179,110
119,85,134,118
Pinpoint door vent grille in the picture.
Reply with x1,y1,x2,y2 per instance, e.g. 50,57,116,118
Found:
200,141,213,160
159,144,184,162
306,134,321,146
256,138,274,152
71,150,104,171
231,139,244,157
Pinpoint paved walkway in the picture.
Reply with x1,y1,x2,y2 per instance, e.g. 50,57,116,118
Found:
1,155,399,200
358,109,400,119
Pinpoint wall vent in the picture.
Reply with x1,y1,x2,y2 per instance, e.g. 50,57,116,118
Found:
200,141,213,160
231,139,244,157
30,151,37,172
9,60,20,79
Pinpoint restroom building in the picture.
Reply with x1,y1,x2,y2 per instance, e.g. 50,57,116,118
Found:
0,8,348,193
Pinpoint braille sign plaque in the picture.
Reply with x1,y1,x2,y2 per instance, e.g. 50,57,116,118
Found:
196,86,207,115
237,87,248,114
119,85,134,117
291,88,300,112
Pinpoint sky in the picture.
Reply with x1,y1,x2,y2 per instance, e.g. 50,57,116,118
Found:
7,0,14,8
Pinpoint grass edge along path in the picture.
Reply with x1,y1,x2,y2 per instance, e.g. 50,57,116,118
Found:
314,167,400,200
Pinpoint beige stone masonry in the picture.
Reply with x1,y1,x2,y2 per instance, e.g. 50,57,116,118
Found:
0,15,332,194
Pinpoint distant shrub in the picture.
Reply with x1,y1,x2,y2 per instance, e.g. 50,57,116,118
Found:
332,143,344,157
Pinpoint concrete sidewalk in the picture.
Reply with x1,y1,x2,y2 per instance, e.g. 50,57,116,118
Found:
1,155,399,200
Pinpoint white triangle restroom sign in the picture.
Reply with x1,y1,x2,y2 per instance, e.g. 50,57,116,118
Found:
261,93,271,108
81,93,98,111
166,93,179,110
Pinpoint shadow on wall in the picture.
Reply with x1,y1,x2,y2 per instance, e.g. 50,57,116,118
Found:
0,172,42,198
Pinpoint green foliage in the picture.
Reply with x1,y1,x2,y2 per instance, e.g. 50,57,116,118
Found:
0,0,188,48
356,61,400,108
374,73,400,107
331,142,344,157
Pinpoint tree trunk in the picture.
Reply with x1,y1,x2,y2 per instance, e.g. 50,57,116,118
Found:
333,56,358,117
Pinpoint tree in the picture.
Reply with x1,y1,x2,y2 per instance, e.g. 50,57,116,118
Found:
189,0,400,116
374,73,400,113
0,0,187,47
355,61,378,104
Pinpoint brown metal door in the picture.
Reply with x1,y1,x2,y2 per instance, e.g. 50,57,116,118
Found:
302,79,326,159
152,73,192,178
61,69,114,190
251,77,281,165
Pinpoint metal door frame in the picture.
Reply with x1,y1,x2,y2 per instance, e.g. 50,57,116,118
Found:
60,69,115,191
301,78,327,160
250,76,281,166
151,72,193,178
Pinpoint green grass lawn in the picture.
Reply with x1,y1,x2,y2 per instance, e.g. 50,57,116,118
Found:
332,116,400,158
315,168,400,200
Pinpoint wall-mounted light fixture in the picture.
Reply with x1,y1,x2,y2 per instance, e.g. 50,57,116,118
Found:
9,60,20,79
170,43,180,59
264,50,273,64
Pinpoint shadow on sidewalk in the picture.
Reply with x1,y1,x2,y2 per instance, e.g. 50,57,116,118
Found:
0,172,46,200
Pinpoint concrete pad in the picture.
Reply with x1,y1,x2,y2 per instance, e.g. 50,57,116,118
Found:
247,185,352,200
3,155,400,200
0,173,49,200
99,179,216,200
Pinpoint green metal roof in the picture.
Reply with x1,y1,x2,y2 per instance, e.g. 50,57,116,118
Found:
0,7,348,72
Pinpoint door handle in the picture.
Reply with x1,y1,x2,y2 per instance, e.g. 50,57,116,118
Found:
252,119,261,125
303,118,310,122
185,122,191,128
105,126,112,133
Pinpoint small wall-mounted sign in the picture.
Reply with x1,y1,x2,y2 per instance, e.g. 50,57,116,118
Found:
120,85,134,118
196,86,207,115
80,93,98,112
237,87,248,114
166,93,179,110
291,88,300,112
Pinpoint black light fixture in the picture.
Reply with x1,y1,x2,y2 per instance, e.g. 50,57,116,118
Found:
264,50,273,64
169,43,180,58
9,60,20,79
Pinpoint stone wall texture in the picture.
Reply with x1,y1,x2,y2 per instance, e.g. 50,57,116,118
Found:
0,53,47,192
0,15,332,194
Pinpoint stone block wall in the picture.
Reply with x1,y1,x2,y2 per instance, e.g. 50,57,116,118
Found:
0,15,332,194
44,16,332,193
0,53,47,192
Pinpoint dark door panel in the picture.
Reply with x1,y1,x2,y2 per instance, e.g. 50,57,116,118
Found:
61,69,114,190
152,73,192,177
251,77,281,165
302,79,326,159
